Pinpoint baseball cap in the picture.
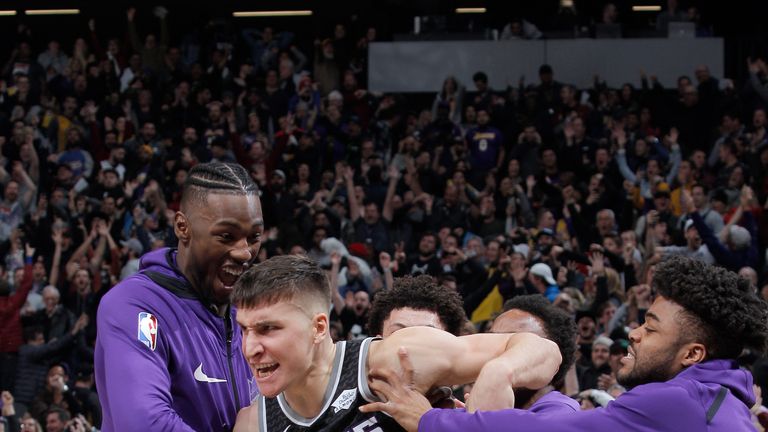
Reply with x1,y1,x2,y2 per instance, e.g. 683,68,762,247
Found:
272,169,286,180
653,182,671,198
530,262,557,285
536,228,554,239
684,218,695,231
592,335,614,349
120,238,144,255
728,225,751,250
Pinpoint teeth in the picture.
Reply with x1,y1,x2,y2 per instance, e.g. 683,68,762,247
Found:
222,268,244,278
256,363,276,370
255,363,278,378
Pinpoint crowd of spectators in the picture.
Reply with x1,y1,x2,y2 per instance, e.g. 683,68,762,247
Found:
1,4,768,431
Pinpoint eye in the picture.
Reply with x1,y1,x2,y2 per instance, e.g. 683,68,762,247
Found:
248,233,262,244
218,233,233,242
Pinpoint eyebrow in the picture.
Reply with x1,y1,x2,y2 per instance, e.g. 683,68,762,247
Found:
238,320,279,329
645,312,660,323
390,323,437,331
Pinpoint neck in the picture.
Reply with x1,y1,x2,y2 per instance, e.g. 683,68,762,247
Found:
283,339,337,418
516,385,554,409
175,248,213,305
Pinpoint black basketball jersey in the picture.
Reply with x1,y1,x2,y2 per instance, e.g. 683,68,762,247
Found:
257,337,405,432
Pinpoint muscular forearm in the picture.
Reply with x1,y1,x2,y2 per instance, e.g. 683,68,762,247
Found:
486,332,561,391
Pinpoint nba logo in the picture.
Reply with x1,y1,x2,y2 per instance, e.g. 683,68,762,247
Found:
138,312,158,351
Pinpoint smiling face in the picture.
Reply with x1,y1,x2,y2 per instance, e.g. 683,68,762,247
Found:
617,296,692,388
237,300,324,397
176,193,263,305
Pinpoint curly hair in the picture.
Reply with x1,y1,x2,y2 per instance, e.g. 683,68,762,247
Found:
653,256,768,359
367,275,466,337
501,295,577,387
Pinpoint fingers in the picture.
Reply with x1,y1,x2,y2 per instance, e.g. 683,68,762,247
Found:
358,401,389,414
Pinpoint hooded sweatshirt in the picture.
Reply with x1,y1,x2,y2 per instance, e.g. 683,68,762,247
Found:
95,248,253,432
420,360,755,431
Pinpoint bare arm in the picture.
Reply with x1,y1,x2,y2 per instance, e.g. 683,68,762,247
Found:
329,253,344,316
126,8,142,52
49,228,64,287
233,403,260,432
344,166,361,222
367,327,561,406
13,162,37,209
89,233,108,274
379,252,394,291
382,165,400,222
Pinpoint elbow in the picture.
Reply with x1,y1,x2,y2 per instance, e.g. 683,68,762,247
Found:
515,332,562,387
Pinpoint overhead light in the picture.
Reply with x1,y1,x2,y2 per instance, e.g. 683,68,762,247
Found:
233,10,312,17
25,9,80,15
0,10,17,16
455,7,487,14
632,5,662,12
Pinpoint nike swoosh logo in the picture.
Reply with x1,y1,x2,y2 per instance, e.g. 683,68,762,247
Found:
194,363,227,383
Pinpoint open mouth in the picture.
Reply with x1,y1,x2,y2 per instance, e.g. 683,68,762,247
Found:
255,363,279,379
622,347,636,364
219,267,244,287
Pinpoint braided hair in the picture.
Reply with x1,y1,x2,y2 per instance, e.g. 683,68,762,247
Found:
180,162,259,210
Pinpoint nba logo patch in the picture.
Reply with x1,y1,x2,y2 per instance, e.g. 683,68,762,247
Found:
138,312,159,351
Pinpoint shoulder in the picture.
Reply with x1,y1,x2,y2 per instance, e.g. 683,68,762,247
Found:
234,403,260,432
100,274,163,307
97,274,173,324
611,381,698,412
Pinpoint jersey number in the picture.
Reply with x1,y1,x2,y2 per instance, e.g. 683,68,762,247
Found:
351,418,383,432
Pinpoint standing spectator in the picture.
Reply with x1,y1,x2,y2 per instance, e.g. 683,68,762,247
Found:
0,245,33,392
126,7,169,74
465,107,503,188
313,38,340,96
37,41,69,77
431,76,465,126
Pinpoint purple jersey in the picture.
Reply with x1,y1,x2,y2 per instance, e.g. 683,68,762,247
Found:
96,248,253,431
420,360,755,431
528,390,579,414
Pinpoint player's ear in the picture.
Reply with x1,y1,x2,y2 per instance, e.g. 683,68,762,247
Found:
312,312,329,344
174,211,190,244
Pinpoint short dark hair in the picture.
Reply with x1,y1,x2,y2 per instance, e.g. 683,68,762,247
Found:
653,256,768,359
472,71,488,83
501,295,577,387
47,407,70,423
367,275,466,336
181,162,258,210
233,254,330,311
23,326,44,342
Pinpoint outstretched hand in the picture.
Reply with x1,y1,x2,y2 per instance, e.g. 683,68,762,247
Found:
359,348,432,432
